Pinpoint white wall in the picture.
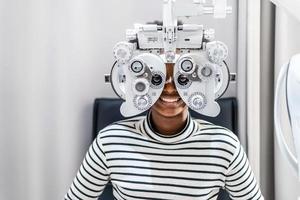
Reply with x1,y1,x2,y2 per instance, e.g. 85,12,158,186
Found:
274,7,300,200
0,0,237,199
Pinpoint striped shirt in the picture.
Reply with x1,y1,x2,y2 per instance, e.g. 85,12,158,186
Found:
65,114,264,200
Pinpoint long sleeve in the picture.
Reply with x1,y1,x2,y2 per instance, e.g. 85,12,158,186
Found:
225,143,264,200
64,136,110,200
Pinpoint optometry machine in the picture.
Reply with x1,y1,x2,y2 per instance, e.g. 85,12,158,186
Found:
105,0,233,117
274,54,300,181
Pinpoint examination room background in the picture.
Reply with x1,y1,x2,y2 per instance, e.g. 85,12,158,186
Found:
1,0,300,199
0,0,238,199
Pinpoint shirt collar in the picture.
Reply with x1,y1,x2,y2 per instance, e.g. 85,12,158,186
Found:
140,112,196,143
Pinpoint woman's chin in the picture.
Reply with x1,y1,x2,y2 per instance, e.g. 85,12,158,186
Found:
151,100,188,118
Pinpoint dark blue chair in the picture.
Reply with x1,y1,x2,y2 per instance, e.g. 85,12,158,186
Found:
92,97,237,200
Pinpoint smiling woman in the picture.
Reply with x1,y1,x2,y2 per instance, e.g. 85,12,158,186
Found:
65,61,264,199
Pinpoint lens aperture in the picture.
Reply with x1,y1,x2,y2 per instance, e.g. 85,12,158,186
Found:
151,74,163,86
178,75,190,86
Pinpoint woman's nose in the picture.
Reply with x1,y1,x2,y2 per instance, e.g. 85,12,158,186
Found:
163,64,177,93
165,75,173,84
163,79,177,93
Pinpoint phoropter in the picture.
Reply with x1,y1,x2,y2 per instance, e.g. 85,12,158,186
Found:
106,0,233,117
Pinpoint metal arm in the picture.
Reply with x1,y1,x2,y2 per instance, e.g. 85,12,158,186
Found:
161,0,232,62
163,0,177,62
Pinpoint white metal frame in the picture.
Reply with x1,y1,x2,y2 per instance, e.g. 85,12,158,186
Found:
237,0,262,183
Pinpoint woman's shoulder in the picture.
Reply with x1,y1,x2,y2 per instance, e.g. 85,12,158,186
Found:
96,115,146,138
193,118,240,146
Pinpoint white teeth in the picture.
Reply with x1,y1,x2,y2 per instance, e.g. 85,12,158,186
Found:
160,97,180,103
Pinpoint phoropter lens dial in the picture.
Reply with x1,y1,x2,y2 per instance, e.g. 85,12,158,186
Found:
181,60,193,72
178,58,195,75
132,78,150,96
201,66,213,77
130,60,144,75
197,63,215,82
135,82,146,92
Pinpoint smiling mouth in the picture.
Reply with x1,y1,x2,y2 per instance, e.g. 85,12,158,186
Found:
159,97,182,103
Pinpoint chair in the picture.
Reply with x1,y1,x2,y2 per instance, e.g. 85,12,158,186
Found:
92,97,237,200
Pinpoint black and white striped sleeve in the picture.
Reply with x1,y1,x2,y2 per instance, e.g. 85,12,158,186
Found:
225,142,264,200
64,136,110,200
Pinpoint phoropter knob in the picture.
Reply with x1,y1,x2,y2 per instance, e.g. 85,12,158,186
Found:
206,41,228,64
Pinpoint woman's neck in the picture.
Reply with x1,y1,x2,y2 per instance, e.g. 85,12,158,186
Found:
150,109,189,136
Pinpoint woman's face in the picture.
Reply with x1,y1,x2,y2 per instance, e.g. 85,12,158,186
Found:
151,63,188,118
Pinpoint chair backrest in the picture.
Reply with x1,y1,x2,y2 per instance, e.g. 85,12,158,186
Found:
92,97,237,200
